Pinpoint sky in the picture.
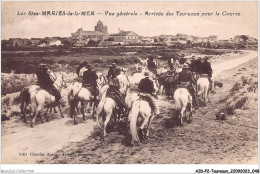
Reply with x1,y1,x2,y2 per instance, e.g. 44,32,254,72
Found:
1,1,258,40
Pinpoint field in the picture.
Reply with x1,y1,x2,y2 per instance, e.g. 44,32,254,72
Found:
1,47,258,164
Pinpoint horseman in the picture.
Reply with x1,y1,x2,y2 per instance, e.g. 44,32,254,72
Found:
147,56,157,74
107,63,120,80
168,56,175,70
138,71,160,117
36,63,62,105
176,64,197,106
82,64,99,100
189,56,197,73
165,66,178,98
134,59,142,73
106,63,127,114
76,61,89,77
197,56,215,93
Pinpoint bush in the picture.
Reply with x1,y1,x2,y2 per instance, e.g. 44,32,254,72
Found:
230,82,242,94
234,97,248,109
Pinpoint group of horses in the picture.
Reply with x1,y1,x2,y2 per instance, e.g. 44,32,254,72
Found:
19,65,213,145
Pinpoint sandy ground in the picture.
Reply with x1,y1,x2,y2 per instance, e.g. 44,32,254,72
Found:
1,50,258,164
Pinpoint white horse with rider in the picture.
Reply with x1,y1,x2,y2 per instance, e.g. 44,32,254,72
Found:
96,69,130,137
21,71,67,127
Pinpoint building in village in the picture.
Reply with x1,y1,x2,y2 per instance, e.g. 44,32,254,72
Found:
208,35,218,42
109,30,139,44
71,20,109,46
38,37,63,47
7,38,31,47
234,35,257,43
31,38,41,46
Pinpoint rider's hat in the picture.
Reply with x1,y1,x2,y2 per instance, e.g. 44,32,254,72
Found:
82,61,88,66
39,63,48,69
182,64,189,69
204,56,210,60
149,55,155,60
144,71,150,77
111,63,117,67
86,64,92,69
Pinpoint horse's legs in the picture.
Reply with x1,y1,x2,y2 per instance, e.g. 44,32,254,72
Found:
73,103,79,125
81,102,86,121
189,102,193,119
103,112,112,137
58,104,64,118
31,106,42,128
140,113,149,130
92,101,97,120
146,114,154,138
207,90,211,104
21,101,27,123
203,90,207,107
48,107,52,114
40,112,45,123
87,102,91,114
180,106,186,126
76,106,80,114
53,107,57,113
186,103,192,122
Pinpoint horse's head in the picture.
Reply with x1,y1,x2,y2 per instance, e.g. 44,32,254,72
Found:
117,74,130,96
97,73,108,89
54,73,67,91
141,67,148,74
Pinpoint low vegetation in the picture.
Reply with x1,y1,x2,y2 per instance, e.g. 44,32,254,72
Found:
217,74,257,117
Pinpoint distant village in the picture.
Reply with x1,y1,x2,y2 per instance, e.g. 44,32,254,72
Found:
2,20,258,49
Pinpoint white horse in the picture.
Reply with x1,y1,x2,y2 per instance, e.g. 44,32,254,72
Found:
30,74,67,127
20,85,41,123
129,94,155,144
129,67,147,86
67,73,107,124
138,57,148,66
197,77,210,107
173,88,193,126
96,73,130,137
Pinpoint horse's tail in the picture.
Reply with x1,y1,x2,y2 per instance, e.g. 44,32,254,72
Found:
96,98,106,129
130,100,141,143
30,90,38,115
174,89,183,111
67,84,74,106
20,86,30,113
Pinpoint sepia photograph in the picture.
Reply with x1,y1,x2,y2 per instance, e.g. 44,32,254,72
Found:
1,1,258,173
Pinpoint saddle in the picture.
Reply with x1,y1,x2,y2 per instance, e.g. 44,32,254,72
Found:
106,89,123,106
179,81,190,89
199,74,209,79
82,84,98,96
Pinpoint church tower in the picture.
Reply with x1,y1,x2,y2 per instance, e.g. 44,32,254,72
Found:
95,20,108,33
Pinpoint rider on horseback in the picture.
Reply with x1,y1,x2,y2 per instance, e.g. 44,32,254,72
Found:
82,64,99,100
147,56,157,74
165,65,177,98
197,56,215,93
189,56,198,73
76,61,89,77
106,63,127,114
177,64,197,106
168,56,175,70
138,71,160,117
107,63,120,80
36,63,62,105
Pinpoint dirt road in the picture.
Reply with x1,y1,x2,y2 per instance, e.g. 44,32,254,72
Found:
1,50,258,164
